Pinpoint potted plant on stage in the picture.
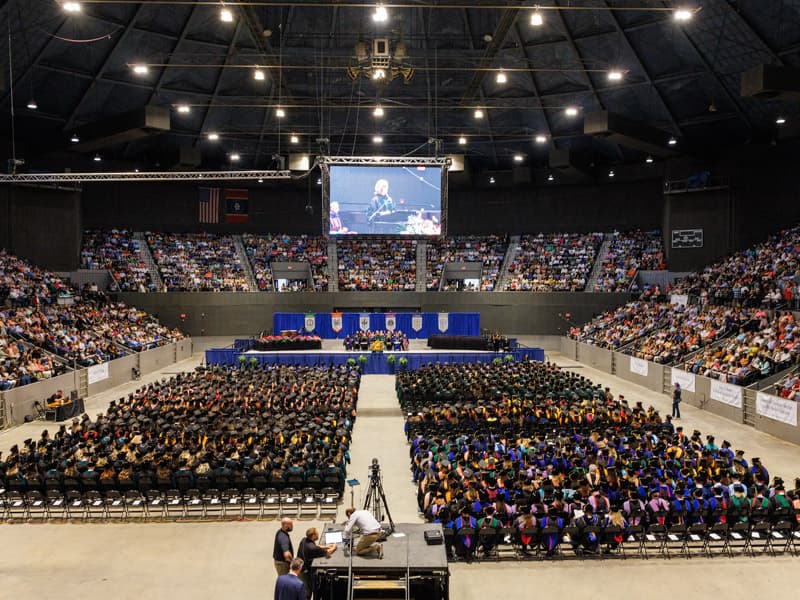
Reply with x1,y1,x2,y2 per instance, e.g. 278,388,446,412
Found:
238,355,246,369
387,354,396,373
346,357,357,368
249,356,259,369
358,354,368,371
492,357,503,366
504,354,514,363
398,356,409,371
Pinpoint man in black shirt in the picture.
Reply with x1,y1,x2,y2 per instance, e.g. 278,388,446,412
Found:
273,517,295,575
297,527,337,599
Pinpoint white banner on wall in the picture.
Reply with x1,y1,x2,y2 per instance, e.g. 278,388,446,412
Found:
756,392,798,427
670,294,689,307
87,362,109,385
709,379,743,409
670,368,696,392
629,357,649,377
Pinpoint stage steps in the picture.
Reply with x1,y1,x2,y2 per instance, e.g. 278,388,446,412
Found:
584,232,615,292
351,575,409,599
232,235,259,291
415,240,427,291
495,234,520,290
134,232,163,290
328,238,339,291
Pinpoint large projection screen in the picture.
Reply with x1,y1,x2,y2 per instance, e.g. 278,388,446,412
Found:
327,164,444,236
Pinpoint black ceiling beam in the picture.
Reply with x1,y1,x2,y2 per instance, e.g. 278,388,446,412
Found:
510,22,554,145
584,110,679,156
197,21,246,141
146,5,200,106
461,7,498,165
722,0,785,66
418,7,435,142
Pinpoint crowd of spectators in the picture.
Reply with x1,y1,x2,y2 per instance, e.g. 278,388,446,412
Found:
337,239,417,291
594,230,665,292
568,302,677,349
774,369,800,401
683,311,799,385
426,236,507,291
243,234,329,292
147,233,250,292
0,250,184,389
399,361,798,560
505,233,603,291
0,364,358,495
80,230,155,292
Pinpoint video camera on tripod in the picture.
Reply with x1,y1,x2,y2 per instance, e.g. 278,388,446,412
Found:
364,458,395,533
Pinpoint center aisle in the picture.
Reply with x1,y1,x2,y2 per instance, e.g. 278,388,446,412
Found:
341,374,421,523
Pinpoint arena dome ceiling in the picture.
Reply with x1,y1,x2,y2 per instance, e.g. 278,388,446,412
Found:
1,0,798,173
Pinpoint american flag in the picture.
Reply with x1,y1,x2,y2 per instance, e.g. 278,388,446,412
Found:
198,187,220,223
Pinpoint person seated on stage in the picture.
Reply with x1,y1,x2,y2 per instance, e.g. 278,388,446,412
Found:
343,335,353,351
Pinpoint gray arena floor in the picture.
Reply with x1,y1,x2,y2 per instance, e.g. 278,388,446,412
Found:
1,340,798,599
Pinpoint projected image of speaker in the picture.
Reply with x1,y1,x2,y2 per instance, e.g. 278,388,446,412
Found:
328,164,443,235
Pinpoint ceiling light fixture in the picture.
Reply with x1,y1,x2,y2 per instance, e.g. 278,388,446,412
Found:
253,68,265,81
496,71,507,84
372,135,383,144
229,152,240,162
275,108,286,118
373,105,384,117
534,134,547,144
176,104,190,114
674,9,693,22
62,2,82,12
530,9,544,27
458,136,467,145
26,98,38,110
474,109,484,119
668,136,677,146
258,178,264,183
776,117,787,125
207,133,219,141
646,155,654,164
316,178,322,185
565,106,579,117
93,154,102,162
70,132,80,143
373,4,388,23
132,64,148,75
372,68,386,80
607,70,623,81
220,7,234,23
489,176,496,184
547,173,554,182
513,154,524,163
609,170,615,178
290,135,299,144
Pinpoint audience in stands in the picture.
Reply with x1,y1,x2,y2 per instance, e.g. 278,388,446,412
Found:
81,230,155,292
337,239,416,291
399,361,797,559
594,230,665,292
243,234,329,292
426,236,507,291
147,233,250,292
0,364,357,495
505,233,602,291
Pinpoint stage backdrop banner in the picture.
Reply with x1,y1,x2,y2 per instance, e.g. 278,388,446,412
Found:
304,313,316,333
710,379,743,409
438,313,449,332
629,357,648,377
385,313,396,331
273,312,480,339
671,368,696,392
756,392,798,427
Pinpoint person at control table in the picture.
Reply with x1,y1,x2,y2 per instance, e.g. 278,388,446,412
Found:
344,507,384,558
367,179,395,221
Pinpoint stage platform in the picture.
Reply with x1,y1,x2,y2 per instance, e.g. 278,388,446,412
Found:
313,523,449,600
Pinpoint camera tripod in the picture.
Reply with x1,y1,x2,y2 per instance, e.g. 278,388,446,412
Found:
363,458,395,533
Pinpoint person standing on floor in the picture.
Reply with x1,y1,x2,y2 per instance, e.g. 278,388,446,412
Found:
274,558,306,600
274,517,295,575
672,382,682,419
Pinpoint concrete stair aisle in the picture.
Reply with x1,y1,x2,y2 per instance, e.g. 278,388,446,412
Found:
416,240,427,291
327,238,338,291
495,234,521,290
584,232,615,292
134,231,163,290
232,235,259,291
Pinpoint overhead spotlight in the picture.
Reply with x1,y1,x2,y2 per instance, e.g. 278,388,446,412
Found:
372,68,386,80
458,136,467,145
207,132,220,141
474,109,484,119
62,2,82,13
674,9,693,22
372,135,383,144
373,105,384,117
290,135,299,144
608,169,615,178
176,104,191,114
134,168,139,173
373,4,388,23
607,70,623,82
275,108,286,118
534,134,547,144
220,8,234,23
668,136,677,146
646,155,654,164
496,71,507,84
530,9,544,27
565,106,578,117
70,132,80,143
776,117,787,125
253,68,265,81
547,173,554,182
258,178,264,184
316,177,322,185
229,152,241,162
26,98,38,110
93,154,102,162
132,64,149,75
489,176,496,184
513,154,524,163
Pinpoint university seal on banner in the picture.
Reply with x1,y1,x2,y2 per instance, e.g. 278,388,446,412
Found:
359,314,371,331
411,313,423,332
385,313,396,332
331,312,343,333
438,312,449,333
304,313,316,333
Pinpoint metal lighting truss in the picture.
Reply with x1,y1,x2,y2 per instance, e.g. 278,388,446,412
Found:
0,170,293,183
318,156,450,167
